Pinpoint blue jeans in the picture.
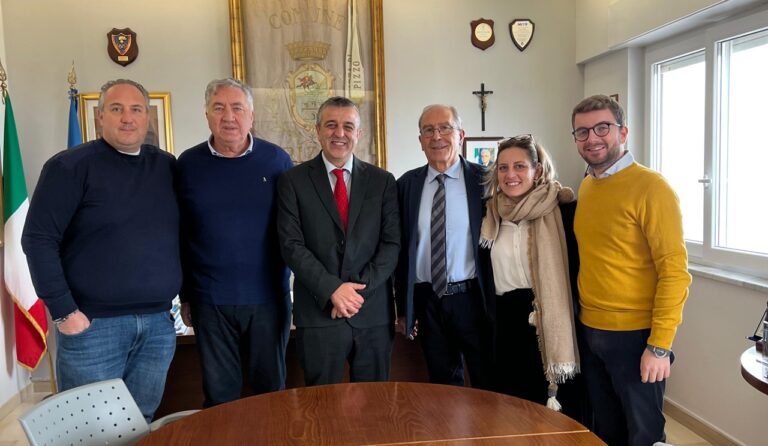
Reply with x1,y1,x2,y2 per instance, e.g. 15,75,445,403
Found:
56,311,176,422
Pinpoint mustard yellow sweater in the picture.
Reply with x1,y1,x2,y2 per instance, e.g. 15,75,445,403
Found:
575,162,691,349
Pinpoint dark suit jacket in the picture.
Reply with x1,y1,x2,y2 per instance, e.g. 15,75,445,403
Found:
276,154,400,328
394,156,488,336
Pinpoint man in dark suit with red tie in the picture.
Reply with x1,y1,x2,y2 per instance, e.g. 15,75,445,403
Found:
276,97,400,385
395,104,492,389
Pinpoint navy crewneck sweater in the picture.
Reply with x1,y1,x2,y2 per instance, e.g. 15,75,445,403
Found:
22,139,182,320
176,138,292,305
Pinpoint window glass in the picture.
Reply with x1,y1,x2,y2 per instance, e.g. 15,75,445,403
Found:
653,51,705,243
716,29,768,255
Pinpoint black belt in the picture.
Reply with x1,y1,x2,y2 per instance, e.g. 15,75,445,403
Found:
416,279,476,296
444,279,475,296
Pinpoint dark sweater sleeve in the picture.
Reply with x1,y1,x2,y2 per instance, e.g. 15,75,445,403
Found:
21,158,82,319
560,201,581,317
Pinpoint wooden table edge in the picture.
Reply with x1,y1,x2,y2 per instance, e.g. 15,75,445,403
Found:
740,346,768,395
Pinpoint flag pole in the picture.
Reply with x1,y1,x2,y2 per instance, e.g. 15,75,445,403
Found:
0,57,6,248
46,349,57,394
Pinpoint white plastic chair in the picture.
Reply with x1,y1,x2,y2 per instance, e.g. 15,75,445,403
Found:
19,378,197,446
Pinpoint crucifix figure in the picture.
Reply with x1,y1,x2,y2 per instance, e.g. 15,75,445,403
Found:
472,82,493,131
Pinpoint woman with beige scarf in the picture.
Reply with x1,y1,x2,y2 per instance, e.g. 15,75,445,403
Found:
478,135,590,424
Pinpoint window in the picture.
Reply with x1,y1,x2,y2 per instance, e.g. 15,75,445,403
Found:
651,51,705,244
649,12,768,277
714,29,768,256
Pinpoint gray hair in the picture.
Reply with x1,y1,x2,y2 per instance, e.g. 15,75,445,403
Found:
418,104,463,130
571,94,625,128
205,78,254,111
97,79,150,111
316,96,360,126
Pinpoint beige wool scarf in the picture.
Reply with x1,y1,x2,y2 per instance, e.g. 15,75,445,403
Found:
480,181,580,410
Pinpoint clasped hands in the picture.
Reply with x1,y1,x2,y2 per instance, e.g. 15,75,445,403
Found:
330,282,366,319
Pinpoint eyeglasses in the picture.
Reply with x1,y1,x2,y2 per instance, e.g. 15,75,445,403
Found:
420,125,456,138
571,122,621,142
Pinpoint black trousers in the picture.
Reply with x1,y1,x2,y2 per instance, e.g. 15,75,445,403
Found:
295,322,393,386
579,323,668,446
413,281,493,389
191,296,291,408
492,289,592,426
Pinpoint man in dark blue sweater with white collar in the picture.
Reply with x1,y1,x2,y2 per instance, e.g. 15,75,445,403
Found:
176,78,293,407
22,79,181,422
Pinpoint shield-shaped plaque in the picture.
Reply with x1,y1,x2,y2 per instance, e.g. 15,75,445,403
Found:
107,28,139,66
470,19,495,51
509,19,535,52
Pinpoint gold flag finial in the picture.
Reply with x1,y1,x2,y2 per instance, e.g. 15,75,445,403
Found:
0,57,7,103
67,61,77,89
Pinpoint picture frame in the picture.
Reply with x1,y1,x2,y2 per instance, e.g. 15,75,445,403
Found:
78,92,175,153
463,136,505,167
229,0,386,167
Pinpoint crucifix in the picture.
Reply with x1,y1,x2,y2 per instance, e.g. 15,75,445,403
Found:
472,82,493,131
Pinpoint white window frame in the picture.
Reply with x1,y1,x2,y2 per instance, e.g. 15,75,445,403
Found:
646,8,768,278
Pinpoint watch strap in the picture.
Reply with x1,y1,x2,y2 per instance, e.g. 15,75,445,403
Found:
646,344,671,358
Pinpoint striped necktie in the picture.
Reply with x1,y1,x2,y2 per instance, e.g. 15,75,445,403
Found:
431,174,447,297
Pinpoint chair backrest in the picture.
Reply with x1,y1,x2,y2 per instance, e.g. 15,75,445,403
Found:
19,378,149,446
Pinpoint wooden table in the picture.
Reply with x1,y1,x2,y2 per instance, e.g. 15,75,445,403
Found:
741,346,768,395
139,382,604,445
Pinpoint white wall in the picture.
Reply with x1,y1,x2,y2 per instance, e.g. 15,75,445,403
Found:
383,0,586,189
667,276,765,446
575,0,723,63
1,0,231,191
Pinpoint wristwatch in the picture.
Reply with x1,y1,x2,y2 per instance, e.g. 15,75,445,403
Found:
646,344,671,358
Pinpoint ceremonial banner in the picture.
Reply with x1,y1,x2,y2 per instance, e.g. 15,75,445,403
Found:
231,0,386,167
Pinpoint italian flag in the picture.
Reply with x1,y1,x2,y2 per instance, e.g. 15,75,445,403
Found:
3,90,48,370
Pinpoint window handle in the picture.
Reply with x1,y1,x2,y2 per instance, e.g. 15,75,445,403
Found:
698,176,711,188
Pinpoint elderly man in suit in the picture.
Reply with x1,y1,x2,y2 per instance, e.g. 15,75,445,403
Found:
395,104,492,389
277,96,400,385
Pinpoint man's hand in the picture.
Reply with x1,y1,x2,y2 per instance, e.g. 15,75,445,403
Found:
57,311,90,335
640,349,671,383
330,282,366,318
395,317,418,339
180,302,192,327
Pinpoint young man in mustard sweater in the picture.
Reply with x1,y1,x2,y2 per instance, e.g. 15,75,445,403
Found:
571,95,691,446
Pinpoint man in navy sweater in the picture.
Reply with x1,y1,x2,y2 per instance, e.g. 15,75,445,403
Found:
177,78,293,406
22,79,181,422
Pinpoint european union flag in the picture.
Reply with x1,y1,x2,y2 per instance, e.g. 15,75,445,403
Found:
67,87,82,148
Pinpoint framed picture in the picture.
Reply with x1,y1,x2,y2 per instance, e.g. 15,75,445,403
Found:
78,92,175,153
463,136,505,167
229,0,386,167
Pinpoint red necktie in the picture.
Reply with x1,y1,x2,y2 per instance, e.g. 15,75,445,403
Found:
333,168,348,230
